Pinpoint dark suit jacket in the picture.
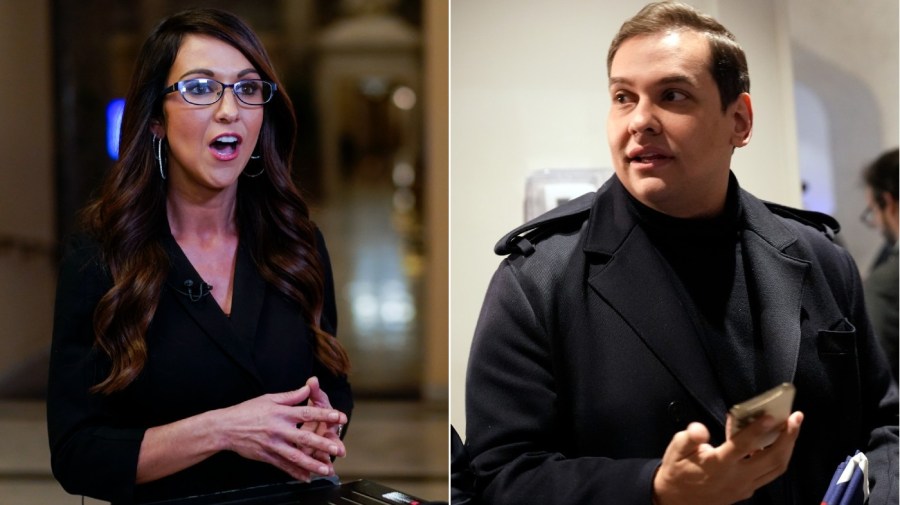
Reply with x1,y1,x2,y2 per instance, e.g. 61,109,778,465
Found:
465,175,898,505
863,243,899,382
47,229,352,504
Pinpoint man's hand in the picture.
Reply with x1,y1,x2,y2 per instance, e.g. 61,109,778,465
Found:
652,412,804,505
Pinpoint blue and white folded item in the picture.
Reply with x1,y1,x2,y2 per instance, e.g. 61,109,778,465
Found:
820,450,869,505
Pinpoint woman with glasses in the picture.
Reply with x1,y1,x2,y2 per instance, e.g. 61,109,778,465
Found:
47,8,352,504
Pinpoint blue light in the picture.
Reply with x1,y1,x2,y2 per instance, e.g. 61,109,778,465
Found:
106,98,125,160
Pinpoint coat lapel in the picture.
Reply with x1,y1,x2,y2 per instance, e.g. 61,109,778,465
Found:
740,193,811,386
163,234,264,387
583,180,729,425
229,243,267,349
580,179,828,425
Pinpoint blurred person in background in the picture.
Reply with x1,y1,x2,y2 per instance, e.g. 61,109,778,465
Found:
861,147,899,383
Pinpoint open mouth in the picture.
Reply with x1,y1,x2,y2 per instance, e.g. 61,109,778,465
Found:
629,153,670,163
210,134,240,156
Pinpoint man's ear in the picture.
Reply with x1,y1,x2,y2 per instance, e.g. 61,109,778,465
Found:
882,192,900,242
730,93,753,148
883,191,899,216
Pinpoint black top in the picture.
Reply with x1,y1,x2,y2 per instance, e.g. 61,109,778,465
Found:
47,228,352,504
465,174,898,505
626,177,759,405
625,177,742,328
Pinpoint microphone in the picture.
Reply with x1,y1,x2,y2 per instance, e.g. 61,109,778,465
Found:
177,279,212,302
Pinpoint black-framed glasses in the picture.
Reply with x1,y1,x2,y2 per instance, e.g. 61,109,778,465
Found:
162,78,277,106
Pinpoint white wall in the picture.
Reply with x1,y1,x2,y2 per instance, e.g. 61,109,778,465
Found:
451,2,629,438
449,0,894,436
788,0,899,271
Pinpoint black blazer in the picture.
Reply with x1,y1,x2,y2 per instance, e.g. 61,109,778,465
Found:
47,229,352,504
465,175,898,505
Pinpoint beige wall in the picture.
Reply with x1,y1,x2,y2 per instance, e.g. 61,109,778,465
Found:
450,0,896,436
0,0,56,386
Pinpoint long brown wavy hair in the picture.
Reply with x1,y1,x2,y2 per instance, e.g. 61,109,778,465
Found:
81,8,350,394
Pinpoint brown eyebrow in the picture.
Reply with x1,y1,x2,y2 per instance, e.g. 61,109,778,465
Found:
609,74,698,88
658,74,697,86
177,68,260,80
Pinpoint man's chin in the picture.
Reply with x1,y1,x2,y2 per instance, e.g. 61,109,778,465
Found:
622,175,672,207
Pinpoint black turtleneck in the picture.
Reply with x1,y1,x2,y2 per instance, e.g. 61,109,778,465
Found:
625,176,759,406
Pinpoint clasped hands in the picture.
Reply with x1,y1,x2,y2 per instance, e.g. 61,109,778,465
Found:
652,411,804,505
220,376,348,483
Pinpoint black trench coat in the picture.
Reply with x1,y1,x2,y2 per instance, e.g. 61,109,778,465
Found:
466,175,898,505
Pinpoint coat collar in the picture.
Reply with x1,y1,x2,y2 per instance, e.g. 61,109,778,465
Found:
583,177,729,424
162,233,266,388
738,190,810,387
582,175,810,425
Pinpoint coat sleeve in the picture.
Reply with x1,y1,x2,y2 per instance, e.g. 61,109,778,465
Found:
861,254,899,382
46,235,145,503
843,248,900,505
465,260,659,505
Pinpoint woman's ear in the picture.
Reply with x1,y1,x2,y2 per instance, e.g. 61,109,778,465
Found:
150,120,165,139
730,93,753,148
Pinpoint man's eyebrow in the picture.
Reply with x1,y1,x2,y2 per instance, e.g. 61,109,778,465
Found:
608,76,631,88
608,74,698,88
658,74,697,86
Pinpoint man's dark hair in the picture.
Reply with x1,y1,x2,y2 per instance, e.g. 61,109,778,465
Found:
607,1,750,111
863,148,899,208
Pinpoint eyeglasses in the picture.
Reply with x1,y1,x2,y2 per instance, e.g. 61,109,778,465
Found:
162,78,277,106
860,206,876,228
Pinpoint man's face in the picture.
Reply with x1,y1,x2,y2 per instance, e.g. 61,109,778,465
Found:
607,30,752,218
865,187,899,244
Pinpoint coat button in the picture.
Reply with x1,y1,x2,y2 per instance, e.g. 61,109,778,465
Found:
668,401,684,425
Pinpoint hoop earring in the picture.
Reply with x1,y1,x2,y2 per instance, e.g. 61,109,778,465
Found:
242,153,264,178
153,135,166,180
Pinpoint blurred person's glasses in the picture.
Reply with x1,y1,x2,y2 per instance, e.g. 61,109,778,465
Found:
860,206,877,228
162,78,277,106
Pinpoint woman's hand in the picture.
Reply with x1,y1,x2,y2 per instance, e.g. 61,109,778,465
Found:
298,376,347,465
216,382,348,482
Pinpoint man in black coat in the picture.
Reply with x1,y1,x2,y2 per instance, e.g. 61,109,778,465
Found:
464,3,899,504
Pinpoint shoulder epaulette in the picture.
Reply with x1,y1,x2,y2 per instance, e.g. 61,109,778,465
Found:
764,201,841,241
495,192,596,256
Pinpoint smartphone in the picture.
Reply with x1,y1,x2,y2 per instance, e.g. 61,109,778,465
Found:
728,383,796,447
